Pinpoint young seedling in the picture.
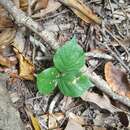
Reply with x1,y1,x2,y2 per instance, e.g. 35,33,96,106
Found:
36,36,93,97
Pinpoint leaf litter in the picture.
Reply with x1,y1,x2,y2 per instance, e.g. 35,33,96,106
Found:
1,0,130,130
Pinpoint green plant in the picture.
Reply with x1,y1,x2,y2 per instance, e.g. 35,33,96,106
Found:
36,36,93,97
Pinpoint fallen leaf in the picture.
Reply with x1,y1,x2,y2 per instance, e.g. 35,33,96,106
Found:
32,0,61,18
104,62,130,98
0,5,6,15
48,114,58,129
12,0,28,11
81,92,121,113
48,113,64,129
13,47,35,80
40,113,64,129
68,112,84,125
34,0,49,11
0,28,16,47
0,16,14,28
62,0,101,24
65,118,85,130
20,0,28,11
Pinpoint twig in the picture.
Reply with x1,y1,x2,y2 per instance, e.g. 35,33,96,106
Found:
85,52,113,60
49,93,61,113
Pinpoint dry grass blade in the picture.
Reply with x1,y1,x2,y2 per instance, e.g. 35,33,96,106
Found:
0,28,16,47
63,0,101,24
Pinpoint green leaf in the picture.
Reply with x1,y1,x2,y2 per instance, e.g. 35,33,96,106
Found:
36,67,59,94
58,72,93,97
54,36,85,73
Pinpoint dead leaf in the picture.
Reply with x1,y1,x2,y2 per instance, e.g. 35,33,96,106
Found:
48,113,64,129
20,0,28,11
0,28,16,47
34,0,49,11
0,5,6,16
12,0,28,11
0,16,14,28
0,5,14,28
65,118,85,130
68,112,84,125
105,62,130,98
13,47,35,80
81,92,121,113
63,0,101,24
0,55,17,67
48,114,58,129
32,0,61,18
40,113,64,129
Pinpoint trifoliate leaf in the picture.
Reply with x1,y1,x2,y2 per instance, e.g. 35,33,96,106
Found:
54,36,85,73
36,67,59,94
58,72,93,97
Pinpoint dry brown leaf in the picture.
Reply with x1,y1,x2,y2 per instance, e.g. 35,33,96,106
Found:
0,28,16,47
20,0,28,11
0,5,6,15
12,0,28,11
13,47,35,80
34,0,49,11
0,5,14,28
81,92,121,113
32,0,61,18
0,16,14,28
63,0,101,24
105,62,130,98
0,55,17,67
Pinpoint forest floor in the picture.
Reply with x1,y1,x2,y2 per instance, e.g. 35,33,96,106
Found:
1,0,130,130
